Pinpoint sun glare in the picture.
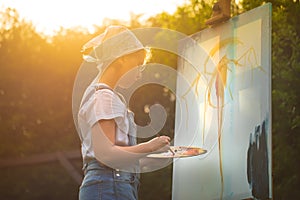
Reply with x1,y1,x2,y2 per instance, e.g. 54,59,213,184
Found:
0,0,186,36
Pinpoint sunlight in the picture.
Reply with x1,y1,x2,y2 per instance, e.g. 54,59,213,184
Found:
0,0,185,35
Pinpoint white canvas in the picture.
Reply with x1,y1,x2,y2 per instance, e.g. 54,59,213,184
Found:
172,3,272,200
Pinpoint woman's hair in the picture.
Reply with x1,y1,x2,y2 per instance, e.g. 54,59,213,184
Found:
121,48,151,65
106,48,150,72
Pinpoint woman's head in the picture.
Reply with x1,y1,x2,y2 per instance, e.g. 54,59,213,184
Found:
104,49,148,88
110,49,147,73
84,25,148,65
86,25,151,87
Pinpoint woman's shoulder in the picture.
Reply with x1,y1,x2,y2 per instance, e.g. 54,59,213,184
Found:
94,83,113,91
93,83,114,96
93,84,125,106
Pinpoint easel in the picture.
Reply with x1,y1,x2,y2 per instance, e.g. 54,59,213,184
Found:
206,0,231,26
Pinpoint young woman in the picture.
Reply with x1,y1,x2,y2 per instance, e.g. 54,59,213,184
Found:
77,25,171,200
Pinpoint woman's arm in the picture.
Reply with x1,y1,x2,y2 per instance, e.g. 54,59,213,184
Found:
91,119,170,171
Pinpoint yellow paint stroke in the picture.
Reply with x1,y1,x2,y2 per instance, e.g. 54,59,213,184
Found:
205,52,237,200
181,73,201,128
181,37,265,199
204,38,265,199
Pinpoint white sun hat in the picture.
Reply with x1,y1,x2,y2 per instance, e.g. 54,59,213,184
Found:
82,25,145,72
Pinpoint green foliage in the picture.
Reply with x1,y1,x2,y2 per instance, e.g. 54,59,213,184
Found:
0,8,85,158
147,0,212,34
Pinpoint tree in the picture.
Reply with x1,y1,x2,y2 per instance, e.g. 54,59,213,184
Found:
0,7,87,199
147,0,211,34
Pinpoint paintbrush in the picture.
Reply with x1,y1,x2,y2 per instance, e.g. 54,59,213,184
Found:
157,134,175,156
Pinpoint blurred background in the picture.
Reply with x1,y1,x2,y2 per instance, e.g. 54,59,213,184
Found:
0,0,299,199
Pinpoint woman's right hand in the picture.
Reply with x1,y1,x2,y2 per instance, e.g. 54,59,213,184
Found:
146,135,171,153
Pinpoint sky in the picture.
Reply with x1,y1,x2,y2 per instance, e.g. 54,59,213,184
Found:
0,0,187,35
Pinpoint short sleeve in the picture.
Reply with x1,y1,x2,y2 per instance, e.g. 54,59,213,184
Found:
84,89,126,126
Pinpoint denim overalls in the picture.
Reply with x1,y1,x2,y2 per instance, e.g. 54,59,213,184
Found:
79,158,140,200
79,85,140,200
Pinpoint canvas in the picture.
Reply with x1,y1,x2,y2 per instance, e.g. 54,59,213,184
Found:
172,3,272,200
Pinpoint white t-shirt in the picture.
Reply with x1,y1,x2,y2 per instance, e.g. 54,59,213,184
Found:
78,83,137,160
